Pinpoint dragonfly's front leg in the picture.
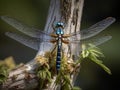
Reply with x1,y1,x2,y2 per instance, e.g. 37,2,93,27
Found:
50,34,58,38
50,39,57,43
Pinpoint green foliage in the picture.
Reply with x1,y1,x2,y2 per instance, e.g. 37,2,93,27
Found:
36,59,52,89
56,72,71,90
0,57,16,84
0,43,111,89
81,44,111,75
55,59,80,90
35,43,111,89
37,68,51,81
56,72,81,90
0,66,8,84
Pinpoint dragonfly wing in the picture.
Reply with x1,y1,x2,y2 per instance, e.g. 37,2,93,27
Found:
81,35,112,46
69,35,112,46
5,32,54,53
5,32,40,50
38,42,54,55
69,43,81,57
1,16,50,38
70,17,115,40
81,17,115,40
64,38,81,57
68,35,112,56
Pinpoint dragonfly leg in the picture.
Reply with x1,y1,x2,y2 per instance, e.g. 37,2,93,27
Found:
50,39,57,43
62,34,70,38
62,39,69,44
50,34,57,38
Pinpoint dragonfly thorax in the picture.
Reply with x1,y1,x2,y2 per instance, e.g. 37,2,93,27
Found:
56,28,64,35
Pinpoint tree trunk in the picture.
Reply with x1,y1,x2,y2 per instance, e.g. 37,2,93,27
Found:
1,0,84,90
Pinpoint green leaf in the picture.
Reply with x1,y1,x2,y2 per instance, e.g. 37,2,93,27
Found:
90,55,111,75
0,66,9,84
62,83,70,90
88,44,104,57
72,87,81,90
90,55,103,63
37,70,45,79
63,75,71,85
55,73,61,84
81,50,89,58
81,44,90,58
47,70,51,78
0,74,6,84
100,63,111,75
90,49,104,57
46,70,52,82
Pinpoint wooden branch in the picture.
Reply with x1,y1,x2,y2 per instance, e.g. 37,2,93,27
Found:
1,0,84,90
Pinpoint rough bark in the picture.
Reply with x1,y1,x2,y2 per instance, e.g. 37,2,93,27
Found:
1,0,84,90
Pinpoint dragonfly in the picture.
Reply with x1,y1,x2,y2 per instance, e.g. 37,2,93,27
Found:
1,16,115,73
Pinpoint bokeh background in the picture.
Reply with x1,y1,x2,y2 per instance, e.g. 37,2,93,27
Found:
0,0,119,90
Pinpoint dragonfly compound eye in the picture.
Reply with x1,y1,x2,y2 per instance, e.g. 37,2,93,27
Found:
55,22,64,28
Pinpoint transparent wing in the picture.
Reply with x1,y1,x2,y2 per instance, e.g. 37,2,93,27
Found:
68,17,115,56
5,32,53,51
70,17,115,40
1,16,54,52
68,35,112,57
5,32,40,50
69,35,112,45
1,16,51,39
1,16,115,41
2,16,115,55
81,35,112,46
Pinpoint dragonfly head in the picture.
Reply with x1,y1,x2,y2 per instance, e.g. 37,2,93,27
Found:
55,22,64,28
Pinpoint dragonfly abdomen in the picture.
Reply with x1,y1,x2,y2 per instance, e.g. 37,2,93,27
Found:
56,39,62,73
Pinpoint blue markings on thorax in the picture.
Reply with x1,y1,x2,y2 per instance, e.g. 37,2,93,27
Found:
56,28,64,35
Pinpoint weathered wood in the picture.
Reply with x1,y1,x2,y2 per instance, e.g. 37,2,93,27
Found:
1,0,84,90
38,0,84,58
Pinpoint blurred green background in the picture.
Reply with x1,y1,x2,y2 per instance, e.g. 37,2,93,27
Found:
0,0,119,90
